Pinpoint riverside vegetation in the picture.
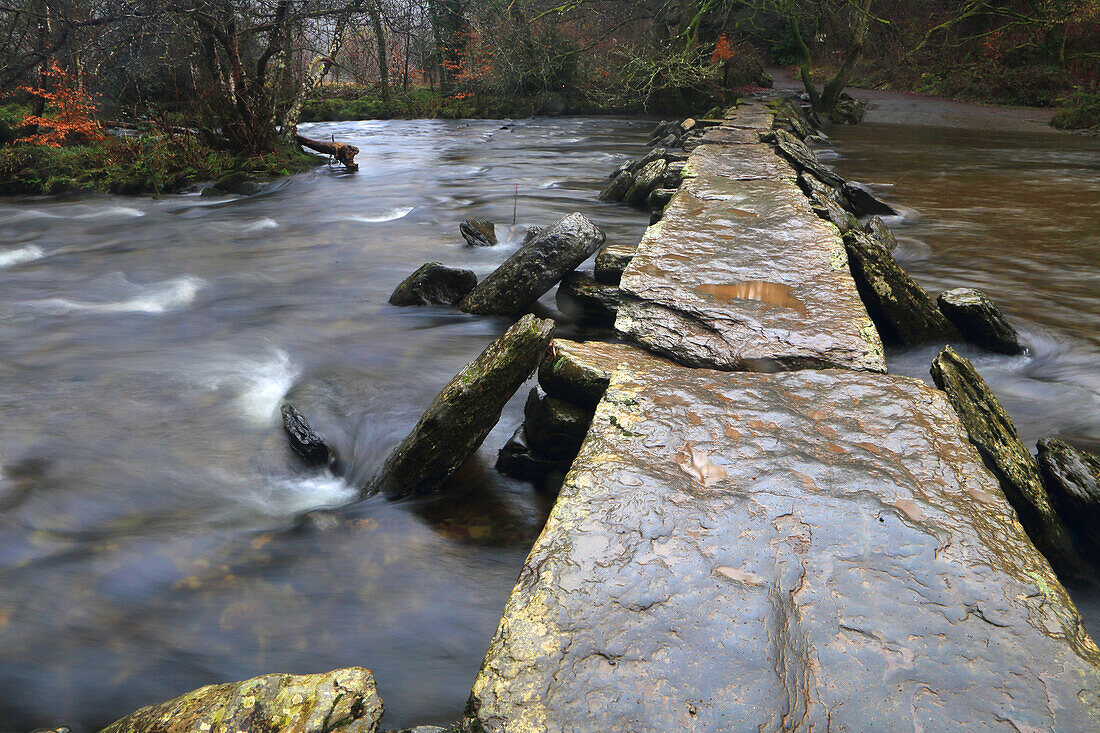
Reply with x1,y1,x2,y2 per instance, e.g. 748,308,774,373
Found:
1,0,1095,197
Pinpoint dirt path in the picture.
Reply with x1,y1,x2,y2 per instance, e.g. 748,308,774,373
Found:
765,66,1059,133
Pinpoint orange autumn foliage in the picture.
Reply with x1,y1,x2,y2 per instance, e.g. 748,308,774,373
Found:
711,34,737,65
16,60,104,147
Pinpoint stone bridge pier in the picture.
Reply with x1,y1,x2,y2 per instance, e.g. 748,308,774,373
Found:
461,97,1100,731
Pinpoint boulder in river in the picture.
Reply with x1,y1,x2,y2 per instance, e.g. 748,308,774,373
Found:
841,181,898,217
460,220,497,247
281,403,332,467
864,215,898,251
826,96,867,125
594,242,637,285
624,159,668,207
555,271,621,325
844,230,956,344
1037,437,1100,550
771,129,845,188
646,187,676,211
810,191,860,234
368,314,554,497
388,262,478,307
458,213,605,317
598,170,633,202
99,667,383,733
937,287,1023,355
522,387,593,462
538,338,665,408
930,346,1080,575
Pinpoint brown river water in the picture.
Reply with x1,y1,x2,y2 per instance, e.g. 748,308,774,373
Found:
0,106,1097,730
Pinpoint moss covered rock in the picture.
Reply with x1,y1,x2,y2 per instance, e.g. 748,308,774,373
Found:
937,287,1022,355
844,230,956,345
931,347,1080,575
368,314,554,497
99,668,383,733
388,262,478,307
593,242,637,285
537,338,665,408
458,213,604,317
555,272,621,325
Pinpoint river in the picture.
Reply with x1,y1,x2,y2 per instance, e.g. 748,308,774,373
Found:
0,109,1098,731
0,118,652,731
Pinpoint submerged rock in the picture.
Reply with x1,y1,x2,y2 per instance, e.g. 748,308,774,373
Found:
458,213,605,317
771,128,845,188
495,425,567,482
844,230,956,344
388,262,478,307
522,387,593,462
368,314,554,497
865,215,899,251
594,242,637,285
937,287,1023,355
538,338,665,408
842,181,898,217
598,170,633,202
930,347,1080,574
460,220,497,247
201,172,263,197
1037,438,1100,550
99,668,383,733
556,272,621,325
281,403,332,467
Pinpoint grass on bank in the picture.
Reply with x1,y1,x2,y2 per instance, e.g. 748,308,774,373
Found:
0,104,322,196
299,84,696,122
1052,90,1100,131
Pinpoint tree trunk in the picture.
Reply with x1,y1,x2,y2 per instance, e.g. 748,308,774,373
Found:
367,0,390,103
790,19,822,111
280,0,366,135
819,0,873,111
295,133,359,171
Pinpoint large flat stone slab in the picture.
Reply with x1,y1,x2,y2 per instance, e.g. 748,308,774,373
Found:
615,170,885,372
467,365,1100,732
681,143,796,181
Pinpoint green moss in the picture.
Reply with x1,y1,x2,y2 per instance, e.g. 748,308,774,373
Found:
0,135,321,196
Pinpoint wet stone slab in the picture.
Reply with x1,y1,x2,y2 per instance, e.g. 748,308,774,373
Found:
681,143,796,182
467,365,1100,732
721,101,777,130
616,172,885,372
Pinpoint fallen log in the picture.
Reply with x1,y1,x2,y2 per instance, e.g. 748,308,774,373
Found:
295,132,359,171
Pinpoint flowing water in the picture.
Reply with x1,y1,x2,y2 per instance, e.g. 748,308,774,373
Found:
824,121,1100,629
2,108,1099,732
0,118,652,731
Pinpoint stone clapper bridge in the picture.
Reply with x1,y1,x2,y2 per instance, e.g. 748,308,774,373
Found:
459,96,1100,731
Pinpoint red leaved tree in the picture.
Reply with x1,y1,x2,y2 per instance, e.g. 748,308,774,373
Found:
17,60,103,147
